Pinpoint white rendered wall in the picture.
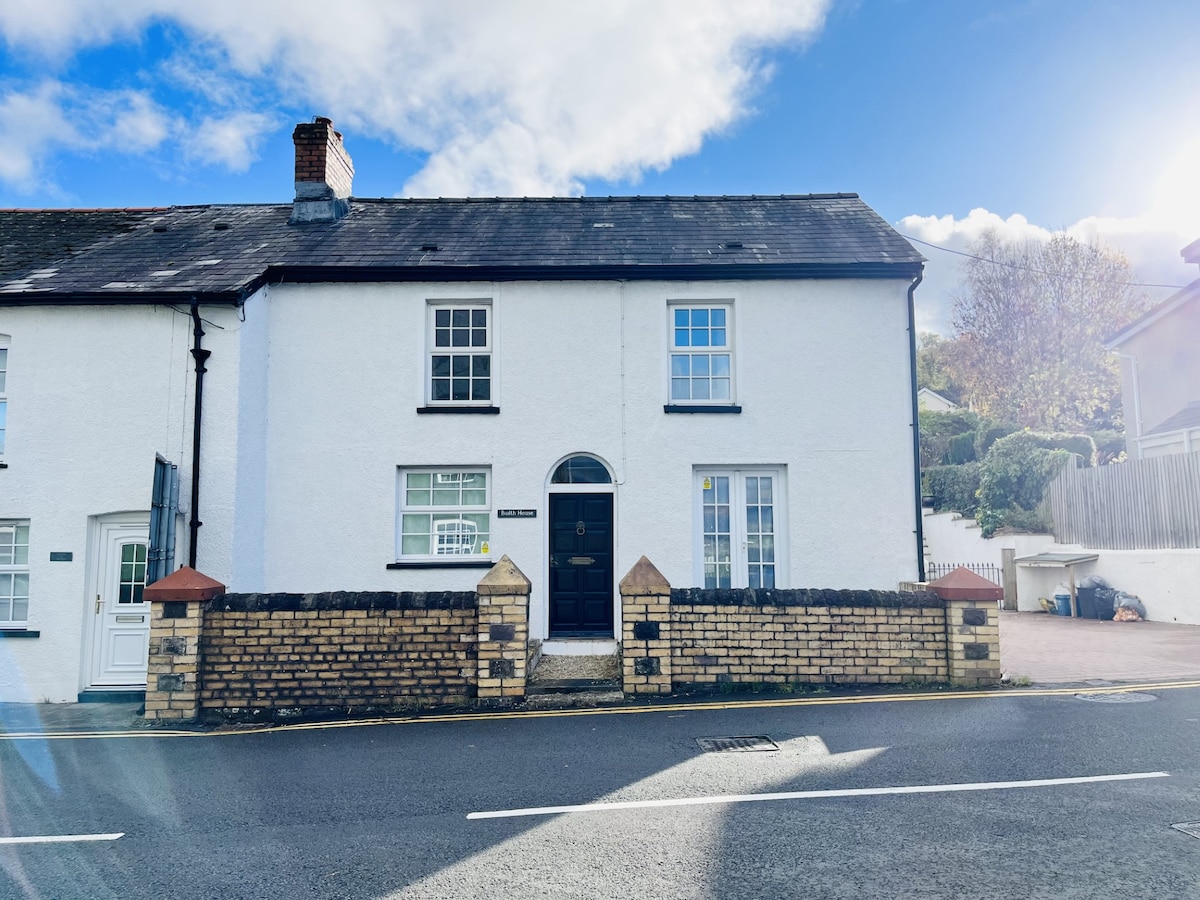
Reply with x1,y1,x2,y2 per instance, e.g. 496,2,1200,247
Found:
1015,543,1200,625
252,278,921,639
923,510,1056,570
0,303,233,701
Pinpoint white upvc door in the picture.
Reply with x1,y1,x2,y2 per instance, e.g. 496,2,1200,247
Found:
694,468,786,589
88,520,151,688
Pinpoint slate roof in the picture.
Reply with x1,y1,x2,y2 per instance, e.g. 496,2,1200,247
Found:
0,195,924,305
1146,400,1200,436
0,208,160,278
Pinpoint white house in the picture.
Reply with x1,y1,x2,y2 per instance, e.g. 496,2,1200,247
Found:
0,119,927,703
916,387,959,413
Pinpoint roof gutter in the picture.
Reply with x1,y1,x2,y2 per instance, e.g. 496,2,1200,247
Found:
906,268,926,583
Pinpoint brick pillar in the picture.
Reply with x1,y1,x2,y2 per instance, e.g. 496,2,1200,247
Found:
943,599,1001,687
927,567,1002,688
143,567,225,722
476,555,530,705
620,556,672,695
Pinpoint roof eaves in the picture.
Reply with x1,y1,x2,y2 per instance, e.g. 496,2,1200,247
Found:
1104,279,1200,348
266,260,925,284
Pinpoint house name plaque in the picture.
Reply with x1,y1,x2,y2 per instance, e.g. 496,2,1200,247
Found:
497,509,537,519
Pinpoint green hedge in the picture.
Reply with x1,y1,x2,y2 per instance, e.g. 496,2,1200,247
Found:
923,463,981,517
976,432,1074,537
945,431,977,464
918,409,979,468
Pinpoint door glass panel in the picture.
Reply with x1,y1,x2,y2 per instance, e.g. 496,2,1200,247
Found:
119,542,148,604
702,476,732,589
745,476,775,591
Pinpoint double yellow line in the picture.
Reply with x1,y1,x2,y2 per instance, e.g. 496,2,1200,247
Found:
3,678,1198,741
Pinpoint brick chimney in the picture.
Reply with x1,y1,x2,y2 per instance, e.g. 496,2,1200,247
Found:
290,117,354,224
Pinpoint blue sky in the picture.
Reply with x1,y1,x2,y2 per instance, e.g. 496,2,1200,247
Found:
2,0,1198,330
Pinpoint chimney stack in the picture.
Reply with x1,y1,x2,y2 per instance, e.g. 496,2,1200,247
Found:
290,117,354,224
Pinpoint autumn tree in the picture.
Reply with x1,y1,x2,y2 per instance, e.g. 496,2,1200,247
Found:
915,331,967,405
950,230,1152,432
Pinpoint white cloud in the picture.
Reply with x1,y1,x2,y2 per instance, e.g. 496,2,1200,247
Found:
0,81,172,192
899,206,1197,336
181,111,275,172
0,0,829,196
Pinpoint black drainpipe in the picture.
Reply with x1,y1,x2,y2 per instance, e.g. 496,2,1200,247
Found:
188,300,210,569
906,269,926,583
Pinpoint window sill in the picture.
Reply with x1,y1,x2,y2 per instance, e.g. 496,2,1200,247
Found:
664,404,742,414
0,462,7,469
0,629,39,638
417,406,499,415
387,560,496,569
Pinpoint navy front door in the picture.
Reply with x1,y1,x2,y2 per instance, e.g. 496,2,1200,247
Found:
548,493,614,636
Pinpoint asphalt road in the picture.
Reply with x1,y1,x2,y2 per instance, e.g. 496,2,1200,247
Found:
2,687,1199,899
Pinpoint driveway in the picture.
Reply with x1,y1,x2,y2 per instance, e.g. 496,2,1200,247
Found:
1000,609,1200,684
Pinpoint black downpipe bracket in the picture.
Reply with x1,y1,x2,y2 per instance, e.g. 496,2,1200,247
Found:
906,270,926,583
188,300,210,569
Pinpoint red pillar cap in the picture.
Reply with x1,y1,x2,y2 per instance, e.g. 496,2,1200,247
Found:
143,566,226,602
927,566,1004,602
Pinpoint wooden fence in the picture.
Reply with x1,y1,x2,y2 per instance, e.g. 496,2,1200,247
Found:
1047,451,1200,549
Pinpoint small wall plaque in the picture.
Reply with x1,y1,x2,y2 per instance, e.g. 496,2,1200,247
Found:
49,551,73,562
497,509,537,518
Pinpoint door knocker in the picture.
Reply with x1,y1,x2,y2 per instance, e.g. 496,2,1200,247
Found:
576,521,586,535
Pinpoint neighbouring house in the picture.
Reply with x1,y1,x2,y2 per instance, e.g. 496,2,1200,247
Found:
916,387,958,413
1105,250,1200,458
0,118,927,703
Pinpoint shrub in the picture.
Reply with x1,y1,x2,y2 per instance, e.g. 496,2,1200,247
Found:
918,409,979,468
1091,429,1126,465
922,463,981,516
974,418,1019,459
976,432,1073,537
945,431,977,464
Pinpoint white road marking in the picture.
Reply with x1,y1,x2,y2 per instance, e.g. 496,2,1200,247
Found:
0,833,124,845
468,772,1170,820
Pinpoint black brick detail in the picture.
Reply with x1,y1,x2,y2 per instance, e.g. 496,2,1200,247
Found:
964,643,990,660
634,657,660,676
162,601,188,619
669,587,943,609
211,590,479,613
161,636,187,655
633,621,660,641
157,674,185,692
695,655,718,666
489,659,516,678
962,608,988,626
489,623,516,641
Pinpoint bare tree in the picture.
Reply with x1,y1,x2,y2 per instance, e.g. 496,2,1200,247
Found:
950,230,1152,432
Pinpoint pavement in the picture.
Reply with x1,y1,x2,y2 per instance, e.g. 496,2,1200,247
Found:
5,610,1200,736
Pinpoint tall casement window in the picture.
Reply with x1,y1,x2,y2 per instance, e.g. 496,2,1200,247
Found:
694,468,785,589
428,303,492,405
0,521,30,627
0,335,9,456
670,304,733,404
398,468,491,560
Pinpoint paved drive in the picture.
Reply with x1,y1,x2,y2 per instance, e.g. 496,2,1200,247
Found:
1000,610,1200,684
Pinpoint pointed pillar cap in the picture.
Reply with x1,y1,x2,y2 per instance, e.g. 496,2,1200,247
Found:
143,566,226,602
620,556,671,593
927,566,1004,602
478,554,531,594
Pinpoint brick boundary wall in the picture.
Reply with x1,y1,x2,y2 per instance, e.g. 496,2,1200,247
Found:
667,588,949,689
198,590,478,720
619,560,999,694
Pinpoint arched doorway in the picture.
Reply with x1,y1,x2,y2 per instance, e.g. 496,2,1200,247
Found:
546,454,615,637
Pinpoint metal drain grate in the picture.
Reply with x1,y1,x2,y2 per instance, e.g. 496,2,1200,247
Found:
1075,691,1157,703
696,735,779,753
1171,823,1200,840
